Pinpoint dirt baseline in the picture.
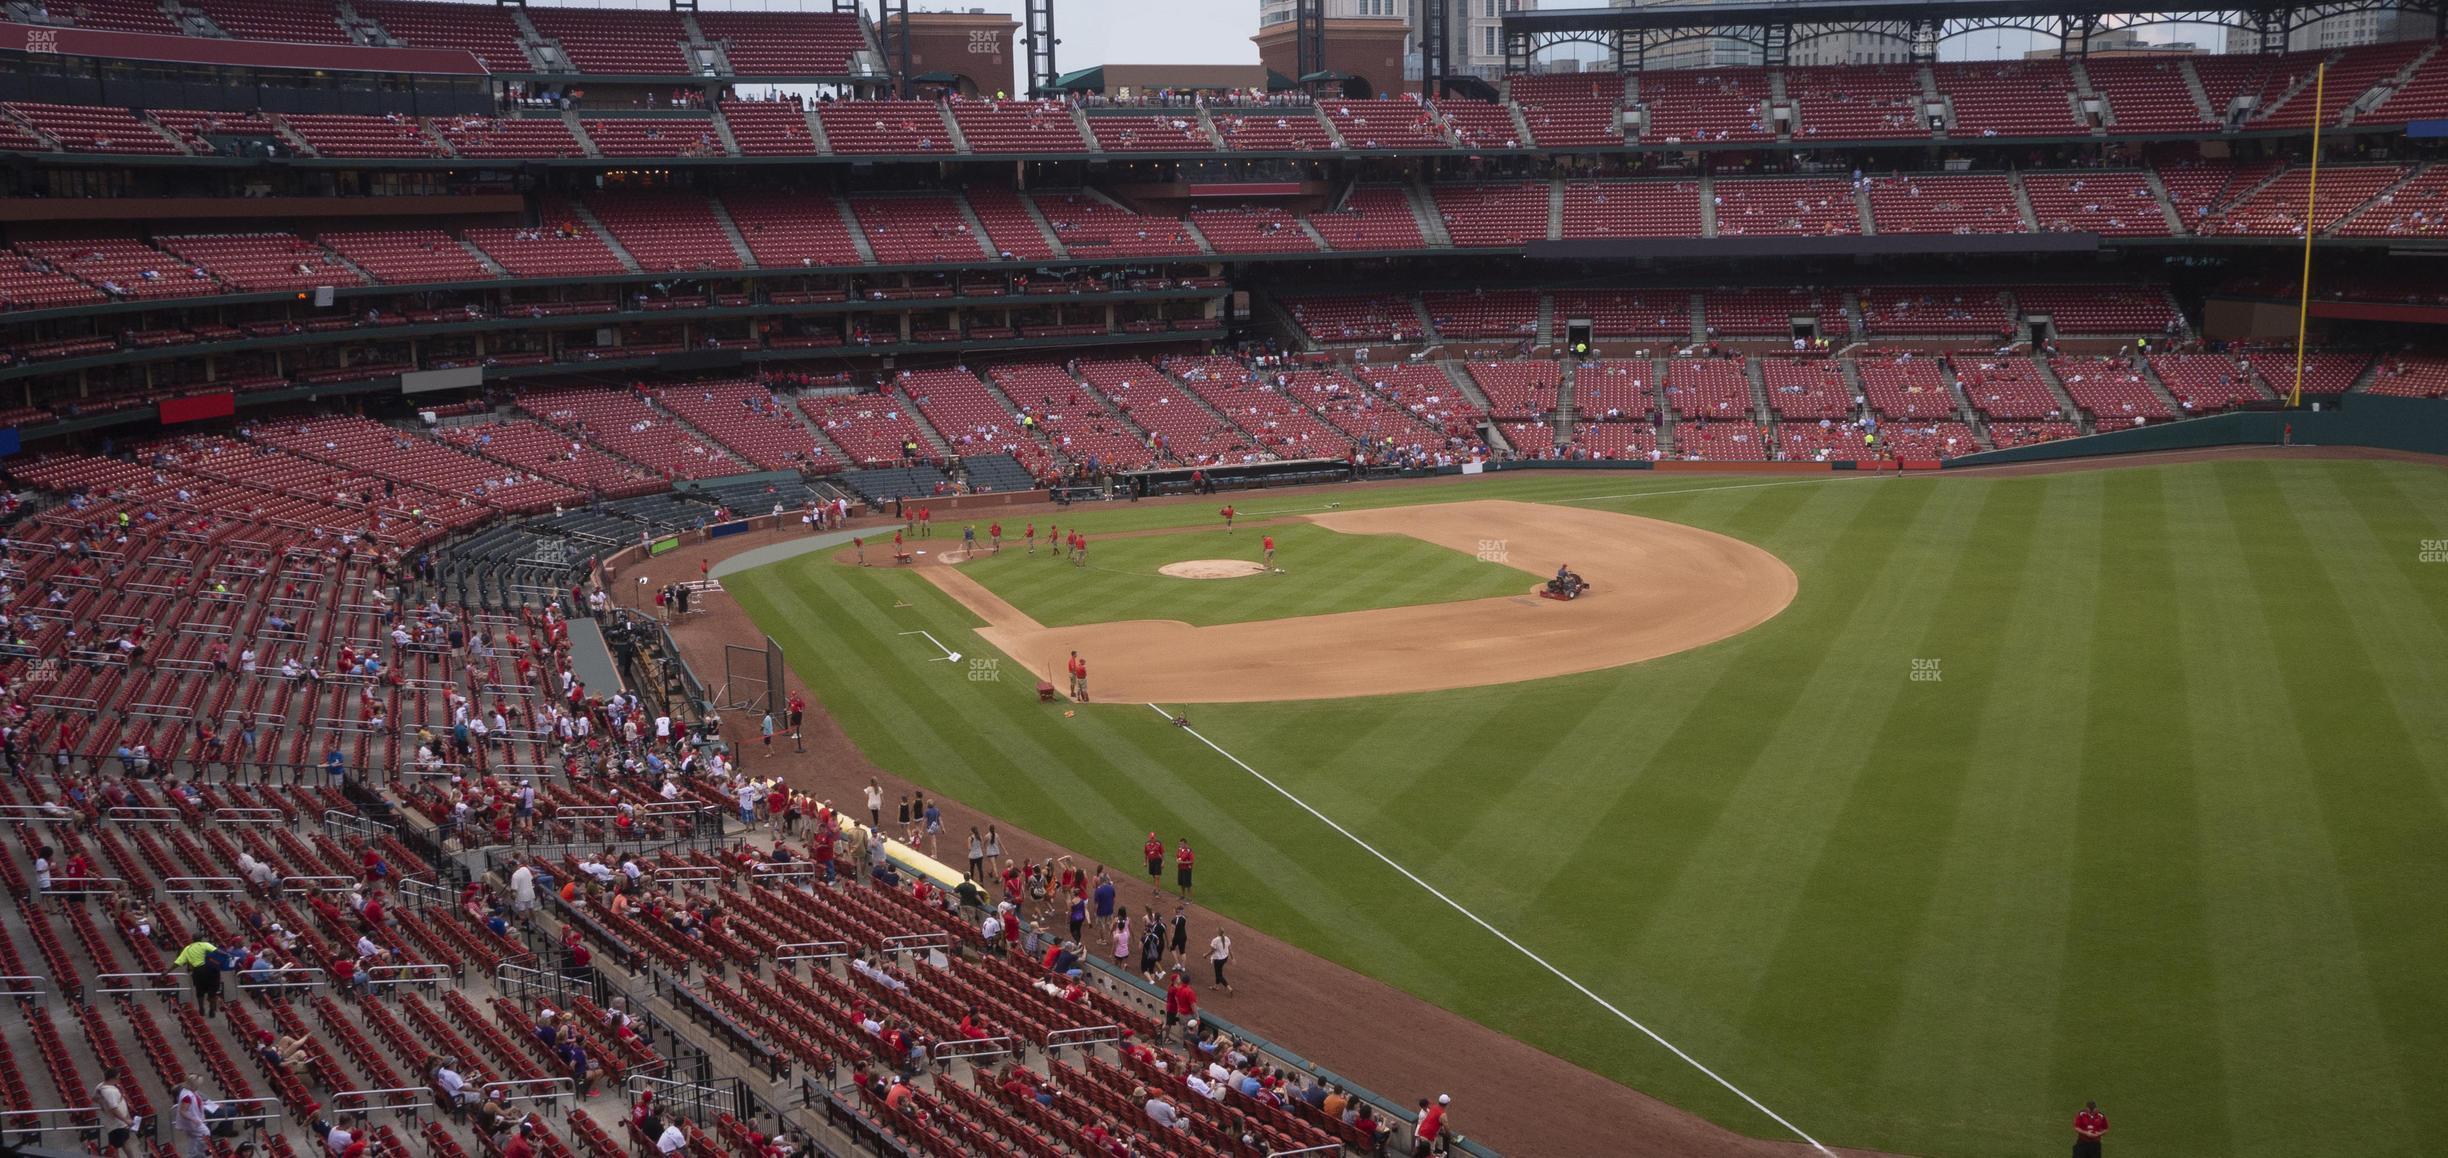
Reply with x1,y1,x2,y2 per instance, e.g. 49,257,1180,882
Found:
917,499,1798,703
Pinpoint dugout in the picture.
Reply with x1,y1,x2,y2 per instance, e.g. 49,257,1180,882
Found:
1126,457,1368,497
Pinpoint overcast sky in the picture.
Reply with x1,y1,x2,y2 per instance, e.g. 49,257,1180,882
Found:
932,0,1264,69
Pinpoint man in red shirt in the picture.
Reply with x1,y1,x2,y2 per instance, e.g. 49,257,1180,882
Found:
1262,534,1275,569
2073,1101,2108,1157
1414,1096,1449,1157
1067,651,1086,702
1143,833,1164,887
1163,972,1197,1040
1174,840,1195,900
988,521,1002,553
1219,504,1235,534
503,1121,537,1158
1024,522,1037,555
917,506,931,538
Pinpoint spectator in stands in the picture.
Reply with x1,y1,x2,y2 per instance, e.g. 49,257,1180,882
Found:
254,1031,314,1081
172,1075,213,1158
173,936,224,1017
92,1068,135,1158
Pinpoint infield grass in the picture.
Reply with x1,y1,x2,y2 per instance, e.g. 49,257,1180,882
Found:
727,460,2448,1158
949,522,1531,626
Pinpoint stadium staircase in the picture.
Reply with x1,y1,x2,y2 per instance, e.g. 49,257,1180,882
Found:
268,114,315,155
1406,298,1437,345
899,389,959,458
2330,163,2433,233
1545,179,1564,240
2255,58,2330,122
2070,60,2108,132
562,110,601,159
1294,216,1331,250
1697,176,1718,237
776,390,856,464
1314,108,1349,150
1016,195,1069,257
1853,181,1876,235
2141,168,2187,232
1403,183,1452,247
1190,106,1226,149
1069,105,1101,153
167,0,221,38
2342,44,2439,126
939,107,972,154
567,200,641,272
456,236,509,276
512,9,572,73
708,106,743,156
1504,97,1533,146
1743,355,1774,419
1687,294,1708,346
2179,58,2220,122
946,194,999,259
2132,358,2191,412
1534,293,1554,350
1174,215,1220,258
1155,361,1257,439
2006,172,2041,231
705,196,759,267
2026,353,2088,430
831,197,877,263
800,105,831,152
1921,66,1957,136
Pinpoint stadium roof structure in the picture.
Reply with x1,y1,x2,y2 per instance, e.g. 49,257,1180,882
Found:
1497,0,2438,70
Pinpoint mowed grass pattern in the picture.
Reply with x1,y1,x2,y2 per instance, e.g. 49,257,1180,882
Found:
951,523,1533,626
726,462,2448,1158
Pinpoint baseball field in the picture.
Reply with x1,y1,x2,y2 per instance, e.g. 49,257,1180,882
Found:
724,456,2448,1158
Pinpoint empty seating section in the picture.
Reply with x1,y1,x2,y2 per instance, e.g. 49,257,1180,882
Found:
527,7,689,73
800,392,938,465
848,196,987,264
253,414,579,510
1438,99,1521,148
283,114,444,158
1306,186,1426,250
584,118,724,158
817,100,952,154
439,416,664,495
1936,61,2082,136
961,188,1058,260
316,230,489,285
1423,291,1537,340
1510,74,1624,147
2022,171,2172,235
356,0,531,71
2013,285,2178,335
1855,286,2009,337
990,363,1156,470
2372,49,2448,122
1282,294,1411,343
950,100,1086,153
1789,66,1928,139
2050,355,2173,423
1856,356,1963,420
1868,419,1979,459
656,380,832,471
1032,193,1203,258
1211,110,1334,151
519,386,742,478
1571,420,1658,459
1078,358,1257,465
1760,357,1854,419
1866,174,2024,234
0,114,52,152
14,238,221,301
156,233,365,293
2244,351,2367,397
2192,54,2297,123
1556,290,1692,338
2158,158,2286,228
1561,180,1702,238
1468,361,1559,418
2337,166,2448,236
1672,420,1771,460
1640,69,1772,142
1702,288,1823,336
151,108,280,153
2,103,177,153
432,116,583,159
2148,354,2267,412
1712,177,1859,236
693,11,866,75
720,191,863,267
0,258,108,312
1084,113,1213,152
584,192,740,272
2084,58,2210,132
1573,359,1656,421
1662,359,1754,420
1188,208,1318,254
1952,355,2066,420
50,0,181,33
1165,356,1352,459
2362,354,2448,398
1322,98,1447,148
1501,420,1559,456
195,0,347,41
461,226,626,278
899,367,1055,476
1431,183,1548,247
718,100,818,155
2201,165,2405,236
2257,43,2423,128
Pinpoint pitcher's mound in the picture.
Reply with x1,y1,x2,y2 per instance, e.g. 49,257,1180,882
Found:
1160,559,1269,580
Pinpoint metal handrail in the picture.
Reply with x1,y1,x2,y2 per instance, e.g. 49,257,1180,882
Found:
363,963,454,988
0,975,50,1002
480,1078,575,1115
210,807,285,825
106,805,185,824
772,941,849,963
928,1036,1015,1064
234,968,328,992
164,877,247,896
1043,1024,1122,1052
40,876,130,897
91,972,183,996
648,865,725,883
328,1087,434,1115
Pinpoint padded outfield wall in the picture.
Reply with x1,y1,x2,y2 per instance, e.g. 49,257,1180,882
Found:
1945,395,2448,467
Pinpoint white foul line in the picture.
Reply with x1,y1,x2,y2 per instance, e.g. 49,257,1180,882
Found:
1146,702,1836,1156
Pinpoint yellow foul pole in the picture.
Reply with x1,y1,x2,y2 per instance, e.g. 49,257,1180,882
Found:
2290,62,2328,409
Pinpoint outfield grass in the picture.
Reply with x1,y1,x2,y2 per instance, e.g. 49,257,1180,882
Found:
951,522,1530,627
727,461,2448,1158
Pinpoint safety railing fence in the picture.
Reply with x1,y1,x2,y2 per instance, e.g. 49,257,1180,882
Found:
0,974,49,1003
92,972,184,997
328,1086,435,1118
164,877,246,897
233,966,327,994
0,1105,97,1145
364,963,456,989
480,1077,576,1118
